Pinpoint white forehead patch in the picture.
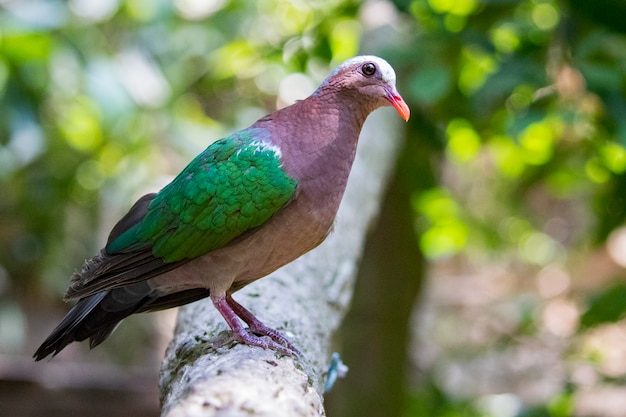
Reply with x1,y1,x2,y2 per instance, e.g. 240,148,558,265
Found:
340,55,396,84
315,55,397,92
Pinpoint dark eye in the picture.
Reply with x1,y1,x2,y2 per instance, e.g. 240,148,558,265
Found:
361,62,377,76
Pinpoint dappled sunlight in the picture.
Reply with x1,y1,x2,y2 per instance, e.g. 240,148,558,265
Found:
115,49,171,107
426,0,478,32
541,297,579,338
531,2,560,31
68,0,119,22
490,23,522,54
607,227,626,268
519,120,558,165
488,135,526,177
536,264,571,298
59,97,104,152
277,72,316,109
173,0,226,20
413,187,469,259
581,323,626,378
458,45,498,96
445,119,481,163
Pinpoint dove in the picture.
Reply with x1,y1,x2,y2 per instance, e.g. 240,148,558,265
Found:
34,55,409,360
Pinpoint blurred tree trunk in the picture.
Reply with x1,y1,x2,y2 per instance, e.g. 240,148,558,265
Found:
326,115,436,417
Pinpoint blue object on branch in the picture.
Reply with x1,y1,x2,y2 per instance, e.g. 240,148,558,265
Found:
324,352,349,393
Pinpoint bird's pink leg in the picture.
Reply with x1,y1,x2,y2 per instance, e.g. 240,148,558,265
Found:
211,294,298,356
225,294,301,355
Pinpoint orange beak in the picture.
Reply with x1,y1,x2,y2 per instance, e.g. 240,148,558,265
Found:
385,87,410,122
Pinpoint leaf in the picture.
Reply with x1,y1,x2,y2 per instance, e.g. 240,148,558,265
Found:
580,282,626,329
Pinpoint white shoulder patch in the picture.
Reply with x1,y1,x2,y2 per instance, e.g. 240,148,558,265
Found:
236,140,282,159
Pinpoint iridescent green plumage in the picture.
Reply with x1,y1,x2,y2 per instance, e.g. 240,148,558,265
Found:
106,129,297,262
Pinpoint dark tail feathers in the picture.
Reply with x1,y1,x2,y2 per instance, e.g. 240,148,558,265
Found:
34,285,211,361
34,292,115,360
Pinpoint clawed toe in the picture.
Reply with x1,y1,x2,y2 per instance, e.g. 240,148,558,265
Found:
232,328,299,357
247,326,301,356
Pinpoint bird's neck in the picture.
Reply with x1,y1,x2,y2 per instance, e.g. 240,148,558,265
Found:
253,90,372,214
262,91,367,175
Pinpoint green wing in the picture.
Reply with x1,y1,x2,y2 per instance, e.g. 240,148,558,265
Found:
106,130,297,263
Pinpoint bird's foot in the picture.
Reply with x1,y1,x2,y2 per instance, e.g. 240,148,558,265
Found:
212,294,300,356
226,294,301,356
249,323,300,355
231,327,297,357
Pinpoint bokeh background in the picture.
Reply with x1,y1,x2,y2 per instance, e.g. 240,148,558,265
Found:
2,0,626,416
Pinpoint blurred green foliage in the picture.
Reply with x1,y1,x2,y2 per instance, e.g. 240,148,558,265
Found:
393,0,626,416
2,0,626,415
397,0,626,261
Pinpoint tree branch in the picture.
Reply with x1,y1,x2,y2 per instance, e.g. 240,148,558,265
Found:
159,109,403,416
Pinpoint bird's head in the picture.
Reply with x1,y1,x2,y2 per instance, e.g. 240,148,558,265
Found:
315,55,410,122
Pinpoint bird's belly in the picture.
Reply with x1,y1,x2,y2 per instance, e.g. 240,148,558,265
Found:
149,200,332,296
230,215,331,291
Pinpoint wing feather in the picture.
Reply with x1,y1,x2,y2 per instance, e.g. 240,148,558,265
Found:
66,130,297,299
